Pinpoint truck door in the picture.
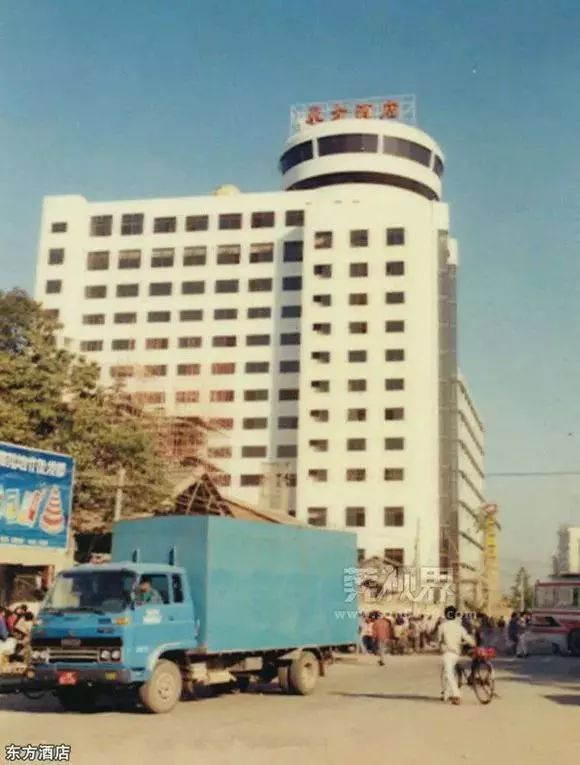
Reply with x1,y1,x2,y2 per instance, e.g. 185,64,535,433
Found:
131,573,172,665
168,573,196,644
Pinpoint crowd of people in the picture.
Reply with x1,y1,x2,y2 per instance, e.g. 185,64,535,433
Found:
0,604,35,671
358,609,533,663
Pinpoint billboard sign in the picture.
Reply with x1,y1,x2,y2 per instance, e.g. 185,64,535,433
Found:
0,442,74,550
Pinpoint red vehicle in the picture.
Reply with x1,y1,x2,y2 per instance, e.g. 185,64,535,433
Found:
530,574,580,655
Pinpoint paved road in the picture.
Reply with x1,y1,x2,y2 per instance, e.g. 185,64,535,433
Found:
1,654,579,765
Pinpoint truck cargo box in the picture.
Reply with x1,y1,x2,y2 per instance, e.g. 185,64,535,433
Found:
111,515,357,653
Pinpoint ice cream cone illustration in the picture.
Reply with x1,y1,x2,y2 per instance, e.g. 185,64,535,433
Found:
4,489,20,525
39,486,65,535
17,489,46,528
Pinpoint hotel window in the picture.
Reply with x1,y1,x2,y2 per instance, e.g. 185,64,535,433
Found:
285,210,304,226
308,507,327,526
384,468,404,481
386,227,405,246
134,392,166,405
283,241,303,263
385,407,405,420
145,338,168,350
80,340,103,352
279,141,314,173
178,336,202,348
313,322,331,335
313,294,331,306
44,306,59,320
349,322,367,334
350,229,369,247
118,250,141,269
250,243,274,263
215,279,239,293
386,320,405,333
209,418,234,430
386,349,405,361
349,263,368,278
308,469,327,483
48,249,64,265
148,311,170,323
113,312,136,324
314,264,332,278
310,409,329,422
248,306,272,319
283,276,302,291
280,360,300,373
386,291,405,304
145,365,167,377
219,213,242,230
213,335,236,347
214,308,238,320
213,474,232,488
112,339,136,351
217,245,241,265
85,285,107,299
385,548,405,566
82,314,105,326
383,136,431,168
90,215,113,237
111,366,134,379
176,391,199,404
311,380,330,393
346,469,366,482
182,281,205,295
153,217,176,234
386,261,405,276
433,156,444,177
312,351,330,363
242,446,267,458
151,249,175,267
249,278,273,293
246,334,270,346
180,309,203,321
279,389,299,401
281,305,301,318
241,475,263,487
278,445,298,458
347,438,366,451
348,379,366,392
385,438,405,450
278,417,298,430
243,417,268,430
51,221,67,233
245,361,270,373
185,215,209,232
348,350,367,363
45,280,62,294
251,211,275,228
314,231,333,249
149,282,172,296
349,293,367,305
357,549,366,563
309,440,328,452
183,246,207,266
116,283,139,298
385,378,405,391
244,389,269,402
177,364,201,376
210,390,235,403
319,133,378,155
212,362,235,374
347,409,366,422
346,507,366,526
384,507,405,527
280,332,300,346
121,213,144,236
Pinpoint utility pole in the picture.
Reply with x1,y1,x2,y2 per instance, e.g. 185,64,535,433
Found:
114,467,126,522
519,570,525,612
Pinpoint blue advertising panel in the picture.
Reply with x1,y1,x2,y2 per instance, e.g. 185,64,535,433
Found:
0,442,74,550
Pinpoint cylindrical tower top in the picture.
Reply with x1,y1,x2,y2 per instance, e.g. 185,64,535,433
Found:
279,96,444,201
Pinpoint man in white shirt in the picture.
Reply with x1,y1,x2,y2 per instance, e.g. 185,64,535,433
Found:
438,605,476,705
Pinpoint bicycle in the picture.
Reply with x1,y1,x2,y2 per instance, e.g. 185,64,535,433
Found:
455,646,496,704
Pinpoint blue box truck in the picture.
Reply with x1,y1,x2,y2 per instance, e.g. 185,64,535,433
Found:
28,515,357,713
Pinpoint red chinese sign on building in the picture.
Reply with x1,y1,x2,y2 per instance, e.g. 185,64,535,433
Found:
292,96,415,134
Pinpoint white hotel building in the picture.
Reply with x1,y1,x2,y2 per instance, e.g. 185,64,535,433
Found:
35,97,485,589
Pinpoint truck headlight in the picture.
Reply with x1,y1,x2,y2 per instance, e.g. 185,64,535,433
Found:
99,649,111,662
111,649,121,661
31,649,49,663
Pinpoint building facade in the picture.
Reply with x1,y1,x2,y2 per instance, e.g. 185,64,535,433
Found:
555,525,580,574
35,97,485,576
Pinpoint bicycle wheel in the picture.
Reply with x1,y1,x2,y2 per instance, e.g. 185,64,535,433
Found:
473,661,495,704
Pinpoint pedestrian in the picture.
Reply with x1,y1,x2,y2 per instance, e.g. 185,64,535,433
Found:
516,612,529,658
361,616,374,654
372,613,392,666
0,608,17,672
507,612,520,654
438,605,476,705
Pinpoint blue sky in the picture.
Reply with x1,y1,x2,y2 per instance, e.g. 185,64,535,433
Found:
1,0,579,585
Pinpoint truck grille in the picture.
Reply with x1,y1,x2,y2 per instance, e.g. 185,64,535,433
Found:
47,647,101,663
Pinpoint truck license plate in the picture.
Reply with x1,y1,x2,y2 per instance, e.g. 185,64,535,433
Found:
58,671,78,686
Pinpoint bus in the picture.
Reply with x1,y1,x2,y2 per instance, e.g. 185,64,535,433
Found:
530,574,580,655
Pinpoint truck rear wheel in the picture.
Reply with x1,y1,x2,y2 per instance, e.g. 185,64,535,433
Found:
288,651,319,696
567,629,580,656
56,687,99,713
139,660,183,714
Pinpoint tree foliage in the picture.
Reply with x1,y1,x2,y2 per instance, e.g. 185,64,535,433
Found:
0,289,172,532
509,566,534,610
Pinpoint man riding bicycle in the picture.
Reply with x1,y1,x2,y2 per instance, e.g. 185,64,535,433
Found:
438,605,476,705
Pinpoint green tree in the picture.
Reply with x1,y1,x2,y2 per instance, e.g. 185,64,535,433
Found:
0,289,173,532
509,566,534,611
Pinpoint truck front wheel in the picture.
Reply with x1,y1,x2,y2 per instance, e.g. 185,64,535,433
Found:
139,660,183,714
288,651,319,696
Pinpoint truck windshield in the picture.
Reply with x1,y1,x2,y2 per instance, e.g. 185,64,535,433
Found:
44,570,136,614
